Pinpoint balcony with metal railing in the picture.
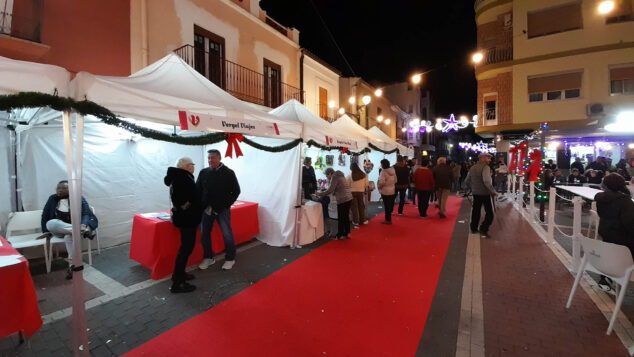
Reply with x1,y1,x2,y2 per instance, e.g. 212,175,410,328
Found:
317,103,337,123
0,8,41,43
174,44,303,108
481,46,513,66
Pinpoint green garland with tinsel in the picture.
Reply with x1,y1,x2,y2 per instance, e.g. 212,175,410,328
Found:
305,140,372,156
0,92,299,149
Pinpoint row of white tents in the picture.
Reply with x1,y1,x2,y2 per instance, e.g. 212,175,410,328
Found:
0,53,413,249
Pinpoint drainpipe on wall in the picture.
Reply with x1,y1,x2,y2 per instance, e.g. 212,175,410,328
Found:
141,0,149,67
299,52,304,104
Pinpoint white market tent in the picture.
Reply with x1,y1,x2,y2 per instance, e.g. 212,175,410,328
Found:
369,126,413,157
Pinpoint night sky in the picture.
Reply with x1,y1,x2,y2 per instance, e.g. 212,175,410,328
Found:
260,0,478,117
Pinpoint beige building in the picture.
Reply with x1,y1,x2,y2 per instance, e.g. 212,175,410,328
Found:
383,82,423,146
301,49,341,122
339,77,397,139
130,0,303,108
474,0,634,137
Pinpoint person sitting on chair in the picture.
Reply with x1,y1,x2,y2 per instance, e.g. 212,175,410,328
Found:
41,180,98,279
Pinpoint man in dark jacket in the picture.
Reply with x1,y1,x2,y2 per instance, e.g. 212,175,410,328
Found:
164,157,201,293
41,180,98,279
596,174,634,255
570,157,585,174
196,149,241,271
432,157,454,218
393,155,410,215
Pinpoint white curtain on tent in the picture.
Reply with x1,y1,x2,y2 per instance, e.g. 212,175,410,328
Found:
17,122,300,248
0,127,13,235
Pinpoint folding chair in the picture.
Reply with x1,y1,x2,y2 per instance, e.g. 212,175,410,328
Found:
6,210,50,273
566,237,634,335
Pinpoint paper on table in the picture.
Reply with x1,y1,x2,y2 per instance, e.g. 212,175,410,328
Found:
141,212,171,219
0,255,23,268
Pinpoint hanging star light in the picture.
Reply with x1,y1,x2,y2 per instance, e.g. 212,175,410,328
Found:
443,114,460,132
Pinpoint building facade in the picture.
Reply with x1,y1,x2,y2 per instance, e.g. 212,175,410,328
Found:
339,77,396,138
474,0,634,137
301,49,341,122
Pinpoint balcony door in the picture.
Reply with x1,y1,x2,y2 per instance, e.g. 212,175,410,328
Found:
318,87,328,119
264,58,281,108
194,25,225,89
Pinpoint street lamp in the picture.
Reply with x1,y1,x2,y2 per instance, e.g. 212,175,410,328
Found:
385,118,391,125
338,107,345,115
328,100,335,108
472,52,483,64
348,96,355,104
411,74,422,84
598,0,615,14
374,88,383,97
362,95,371,105
377,115,383,122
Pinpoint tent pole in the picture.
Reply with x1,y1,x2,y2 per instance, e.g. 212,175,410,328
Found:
293,142,304,248
62,111,89,356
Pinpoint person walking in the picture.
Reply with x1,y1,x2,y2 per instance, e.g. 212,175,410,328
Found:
347,163,369,226
465,153,497,238
451,162,462,193
196,149,241,271
378,159,397,224
393,156,410,215
164,157,201,293
413,158,435,217
432,157,453,219
317,168,353,239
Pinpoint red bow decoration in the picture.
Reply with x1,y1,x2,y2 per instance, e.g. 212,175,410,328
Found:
341,147,349,154
526,149,542,182
508,147,518,173
517,142,528,174
225,133,244,158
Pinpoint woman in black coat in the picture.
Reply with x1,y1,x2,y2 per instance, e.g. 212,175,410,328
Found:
164,157,202,293
596,174,634,256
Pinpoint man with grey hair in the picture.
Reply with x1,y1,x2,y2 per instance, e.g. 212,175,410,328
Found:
196,149,241,270
432,157,453,218
465,153,497,238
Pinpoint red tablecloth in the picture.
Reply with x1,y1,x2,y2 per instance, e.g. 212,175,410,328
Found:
0,236,42,338
129,201,259,279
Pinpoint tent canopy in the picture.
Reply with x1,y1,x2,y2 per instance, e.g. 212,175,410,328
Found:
368,126,413,157
70,54,302,139
269,99,366,147
331,115,393,152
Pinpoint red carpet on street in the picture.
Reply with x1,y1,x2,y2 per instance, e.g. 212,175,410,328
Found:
126,197,462,356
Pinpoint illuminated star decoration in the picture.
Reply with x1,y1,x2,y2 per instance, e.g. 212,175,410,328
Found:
443,114,460,132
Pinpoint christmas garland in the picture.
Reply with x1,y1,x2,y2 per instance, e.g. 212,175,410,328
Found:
368,143,400,155
305,140,372,156
0,92,299,150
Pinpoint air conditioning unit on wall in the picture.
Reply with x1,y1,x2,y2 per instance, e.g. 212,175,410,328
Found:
586,103,609,117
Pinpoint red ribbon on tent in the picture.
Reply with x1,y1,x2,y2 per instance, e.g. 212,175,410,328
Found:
225,133,244,158
341,147,349,154
526,149,542,182
508,147,518,172
516,142,528,174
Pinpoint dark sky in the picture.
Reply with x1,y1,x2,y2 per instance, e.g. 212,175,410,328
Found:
259,0,478,117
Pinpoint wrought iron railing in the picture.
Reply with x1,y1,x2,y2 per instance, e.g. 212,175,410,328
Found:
317,103,337,122
482,47,513,66
174,44,303,108
0,9,41,43
484,108,497,120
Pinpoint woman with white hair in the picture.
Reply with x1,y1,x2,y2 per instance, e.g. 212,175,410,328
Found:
163,157,202,293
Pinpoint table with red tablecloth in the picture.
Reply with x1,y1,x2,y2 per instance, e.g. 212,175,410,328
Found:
129,201,259,279
0,236,42,339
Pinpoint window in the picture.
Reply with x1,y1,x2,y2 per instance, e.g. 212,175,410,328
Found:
194,26,225,89
318,87,328,119
377,107,382,115
527,2,582,39
264,58,282,108
547,91,562,101
529,93,543,102
610,66,634,95
484,100,496,120
528,71,582,102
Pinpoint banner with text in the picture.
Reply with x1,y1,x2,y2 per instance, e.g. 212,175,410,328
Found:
325,135,358,149
178,110,280,136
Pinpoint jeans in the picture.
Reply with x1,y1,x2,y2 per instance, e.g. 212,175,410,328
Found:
436,188,450,214
471,194,495,233
336,200,352,237
396,188,407,214
173,225,196,283
381,194,396,221
46,219,74,255
417,191,431,216
408,186,416,204
350,192,366,225
452,178,461,192
201,208,236,261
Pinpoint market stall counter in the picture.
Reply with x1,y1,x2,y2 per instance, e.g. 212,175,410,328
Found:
130,201,259,279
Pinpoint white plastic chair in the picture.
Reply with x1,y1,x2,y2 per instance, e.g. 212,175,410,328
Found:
587,201,599,239
6,210,50,273
566,236,634,335
48,206,100,266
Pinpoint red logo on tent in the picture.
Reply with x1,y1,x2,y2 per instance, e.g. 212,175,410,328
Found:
190,115,200,127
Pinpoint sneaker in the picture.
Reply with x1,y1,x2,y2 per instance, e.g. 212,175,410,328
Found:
480,230,490,238
363,220,369,224
420,214,427,218
342,235,351,239
184,273,195,281
198,258,216,270
397,213,403,216
65,266,73,280
222,260,235,270
598,277,613,292
170,281,196,293
439,213,446,219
